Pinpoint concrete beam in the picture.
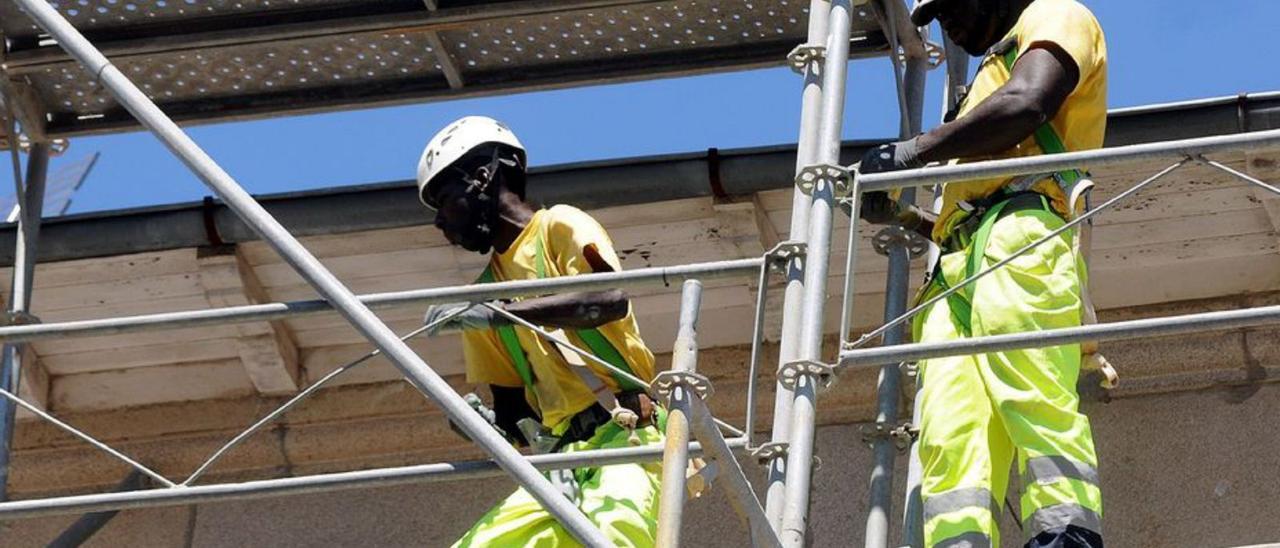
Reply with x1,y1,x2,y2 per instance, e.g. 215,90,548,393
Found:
197,247,300,395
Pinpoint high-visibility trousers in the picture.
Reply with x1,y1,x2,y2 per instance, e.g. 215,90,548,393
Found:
913,208,1103,547
453,422,662,547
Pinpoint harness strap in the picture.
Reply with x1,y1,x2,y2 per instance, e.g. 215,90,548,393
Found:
474,221,645,398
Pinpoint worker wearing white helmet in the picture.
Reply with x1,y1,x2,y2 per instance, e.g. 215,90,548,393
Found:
417,116,667,546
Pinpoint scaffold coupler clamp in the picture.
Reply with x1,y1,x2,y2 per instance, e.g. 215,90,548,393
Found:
652,371,714,404
861,422,918,452
778,359,836,391
765,240,807,274
786,44,826,74
872,225,931,259
1,311,41,326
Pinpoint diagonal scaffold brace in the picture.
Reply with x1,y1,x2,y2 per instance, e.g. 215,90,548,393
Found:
10,1,612,544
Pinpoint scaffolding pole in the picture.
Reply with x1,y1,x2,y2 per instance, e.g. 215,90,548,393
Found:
0,140,48,502
902,33,969,548
0,257,762,345
864,1,928,542
12,2,610,544
857,127,1280,192
778,1,855,545
656,280,703,548
763,0,830,529
0,439,747,520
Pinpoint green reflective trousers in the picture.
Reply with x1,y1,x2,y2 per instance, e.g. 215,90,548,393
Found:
453,423,662,548
913,209,1103,547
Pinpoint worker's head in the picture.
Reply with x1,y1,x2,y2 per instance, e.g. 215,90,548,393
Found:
911,0,1028,56
417,116,528,254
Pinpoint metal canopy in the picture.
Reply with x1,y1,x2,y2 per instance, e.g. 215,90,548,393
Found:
0,0,894,137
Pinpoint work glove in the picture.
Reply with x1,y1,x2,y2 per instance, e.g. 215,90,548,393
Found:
422,301,510,336
856,137,924,175
448,392,514,444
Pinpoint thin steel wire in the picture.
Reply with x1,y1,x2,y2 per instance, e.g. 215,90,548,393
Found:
846,159,1191,352
183,307,472,486
1201,156,1280,198
0,388,175,487
482,302,747,438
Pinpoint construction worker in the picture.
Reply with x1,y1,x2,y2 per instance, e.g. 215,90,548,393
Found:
416,116,664,547
851,0,1106,546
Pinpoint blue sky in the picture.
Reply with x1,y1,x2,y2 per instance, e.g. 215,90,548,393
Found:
4,0,1278,215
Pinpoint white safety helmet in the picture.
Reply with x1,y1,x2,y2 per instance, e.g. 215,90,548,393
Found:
416,116,526,210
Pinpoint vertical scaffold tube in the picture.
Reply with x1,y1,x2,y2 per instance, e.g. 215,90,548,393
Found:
902,35,968,548
765,0,831,528
0,141,48,502
655,280,703,548
865,30,929,548
11,2,610,544
779,1,855,546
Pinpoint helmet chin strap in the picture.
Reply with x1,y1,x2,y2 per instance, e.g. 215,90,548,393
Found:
460,147,522,250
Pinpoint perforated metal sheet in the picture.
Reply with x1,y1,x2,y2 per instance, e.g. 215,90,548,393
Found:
1,0,895,137
0,0,388,38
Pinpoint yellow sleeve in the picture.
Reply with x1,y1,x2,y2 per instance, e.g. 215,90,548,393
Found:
1016,0,1104,86
544,205,623,276
461,329,525,387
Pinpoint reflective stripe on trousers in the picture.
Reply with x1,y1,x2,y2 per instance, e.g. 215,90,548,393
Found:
914,209,1103,546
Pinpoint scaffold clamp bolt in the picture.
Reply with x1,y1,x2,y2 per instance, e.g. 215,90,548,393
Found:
765,241,807,273
1,311,41,326
778,359,836,390
751,442,789,464
795,163,852,198
786,44,826,74
861,422,918,451
652,371,713,403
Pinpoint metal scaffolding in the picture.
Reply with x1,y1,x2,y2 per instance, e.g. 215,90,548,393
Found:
0,0,1279,546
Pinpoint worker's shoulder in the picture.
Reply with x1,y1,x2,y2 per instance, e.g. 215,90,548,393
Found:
1024,0,1102,29
543,204,605,232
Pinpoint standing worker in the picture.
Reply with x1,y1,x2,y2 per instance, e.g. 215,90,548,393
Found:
852,0,1106,546
417,116,664,546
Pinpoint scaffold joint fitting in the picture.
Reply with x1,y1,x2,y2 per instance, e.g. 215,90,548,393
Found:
778,359,836,390
786,44,826,74
765,241,807,273
872,225,931,259
652,371,713,403
796,163,852,198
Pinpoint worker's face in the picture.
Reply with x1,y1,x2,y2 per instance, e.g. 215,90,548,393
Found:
429,158,499,254
934,0,1005,56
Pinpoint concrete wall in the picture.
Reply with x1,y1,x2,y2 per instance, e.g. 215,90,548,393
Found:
5,382,1280,547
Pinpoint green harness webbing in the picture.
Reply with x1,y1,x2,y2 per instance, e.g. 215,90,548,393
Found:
932,39,1082,336
474,232,644,396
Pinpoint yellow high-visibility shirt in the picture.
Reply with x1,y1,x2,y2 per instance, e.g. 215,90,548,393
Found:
461,205,657,428
933,0,1107,242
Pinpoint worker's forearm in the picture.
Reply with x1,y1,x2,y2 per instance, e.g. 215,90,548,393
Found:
502,290,629,329
916,87,1049,163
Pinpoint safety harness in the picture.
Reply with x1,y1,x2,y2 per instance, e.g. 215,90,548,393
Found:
474,230,651,447
931,37,1117,388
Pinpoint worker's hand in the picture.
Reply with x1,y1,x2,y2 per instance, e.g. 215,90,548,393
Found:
448,392,513,444
856,138,924,175
423,301,510,336
853,191,900,224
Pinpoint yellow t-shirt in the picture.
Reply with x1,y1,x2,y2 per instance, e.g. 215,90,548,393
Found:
933,0,1107,242
461,205,657,428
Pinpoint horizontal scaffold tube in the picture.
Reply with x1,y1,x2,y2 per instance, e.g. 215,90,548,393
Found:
857,128,1280,191
0,258,764,345
839,303,1280,369
0,438,746,520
